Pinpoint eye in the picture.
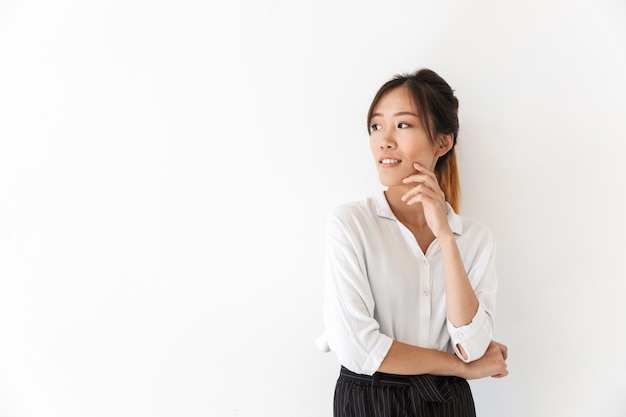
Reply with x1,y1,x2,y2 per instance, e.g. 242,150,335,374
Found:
370,123,382,131
397,122,409,128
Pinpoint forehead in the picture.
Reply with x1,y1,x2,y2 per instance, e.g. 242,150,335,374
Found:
372,85,418,115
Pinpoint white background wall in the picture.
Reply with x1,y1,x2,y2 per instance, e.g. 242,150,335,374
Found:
1,1,625,416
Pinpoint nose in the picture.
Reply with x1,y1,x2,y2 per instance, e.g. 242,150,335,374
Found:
379,130,396,149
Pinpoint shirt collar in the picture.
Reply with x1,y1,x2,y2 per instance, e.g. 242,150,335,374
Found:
373,191,464,235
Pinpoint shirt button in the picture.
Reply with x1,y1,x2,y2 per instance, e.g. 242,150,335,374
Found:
422,288,430,296
420,259,428,265
455,331,463,339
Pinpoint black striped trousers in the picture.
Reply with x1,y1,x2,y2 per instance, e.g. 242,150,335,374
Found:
334,367,476,417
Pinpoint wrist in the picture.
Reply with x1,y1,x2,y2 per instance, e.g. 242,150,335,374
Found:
436,231,455,246
459,360,472,380
448,352,468,378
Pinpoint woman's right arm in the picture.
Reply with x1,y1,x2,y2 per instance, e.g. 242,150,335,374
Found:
379,339,508,379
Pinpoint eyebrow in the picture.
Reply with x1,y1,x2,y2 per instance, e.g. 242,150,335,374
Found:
371,111,419,118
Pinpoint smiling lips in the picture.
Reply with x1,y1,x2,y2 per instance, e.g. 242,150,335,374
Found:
380,158,401,166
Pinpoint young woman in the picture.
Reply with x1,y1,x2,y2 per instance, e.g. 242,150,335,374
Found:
317,69,508,417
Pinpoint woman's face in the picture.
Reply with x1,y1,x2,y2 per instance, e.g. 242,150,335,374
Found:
369,86,441,187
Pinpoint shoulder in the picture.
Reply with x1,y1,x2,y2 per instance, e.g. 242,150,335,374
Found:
331,197,372,217
460,215,492,238
446,203,492,240
328,196,378,221
454,212,496,254
325,195,382,237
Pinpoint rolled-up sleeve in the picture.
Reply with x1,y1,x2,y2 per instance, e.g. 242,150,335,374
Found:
447,235,497,363
320,209,393,376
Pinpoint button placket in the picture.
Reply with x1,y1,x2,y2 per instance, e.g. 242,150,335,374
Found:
421,257,430,296
418,259,431,346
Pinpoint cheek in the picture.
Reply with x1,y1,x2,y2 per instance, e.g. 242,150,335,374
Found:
404,138,434,155
369,137,378,155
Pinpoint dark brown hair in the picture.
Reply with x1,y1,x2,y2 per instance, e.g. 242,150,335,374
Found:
367,68,461,211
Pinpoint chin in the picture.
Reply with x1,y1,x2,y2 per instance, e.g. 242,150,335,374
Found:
377,175,404,188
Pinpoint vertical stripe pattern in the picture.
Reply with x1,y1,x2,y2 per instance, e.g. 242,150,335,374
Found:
334,367,476,417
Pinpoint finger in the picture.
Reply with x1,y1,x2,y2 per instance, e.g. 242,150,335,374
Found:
403,172,444,198
494,342,508,360
412,162,437,179
401,179,445,201
491,365,509,378
405,187,441,206
401,173,431,186
401,183,429,202
403,179,442,199
412,163,443,191
403,167,438,185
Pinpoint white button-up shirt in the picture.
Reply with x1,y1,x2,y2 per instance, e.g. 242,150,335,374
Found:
316,192,497,375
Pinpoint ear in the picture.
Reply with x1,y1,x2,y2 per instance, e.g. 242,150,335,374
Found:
435,133,454,157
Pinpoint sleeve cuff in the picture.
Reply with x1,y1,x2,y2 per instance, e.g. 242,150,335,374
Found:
447,304,492,363
359,334,394,376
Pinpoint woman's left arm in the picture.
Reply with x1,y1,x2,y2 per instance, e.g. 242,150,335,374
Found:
403,162,496,362
441,232,496,362
438,233,479,328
